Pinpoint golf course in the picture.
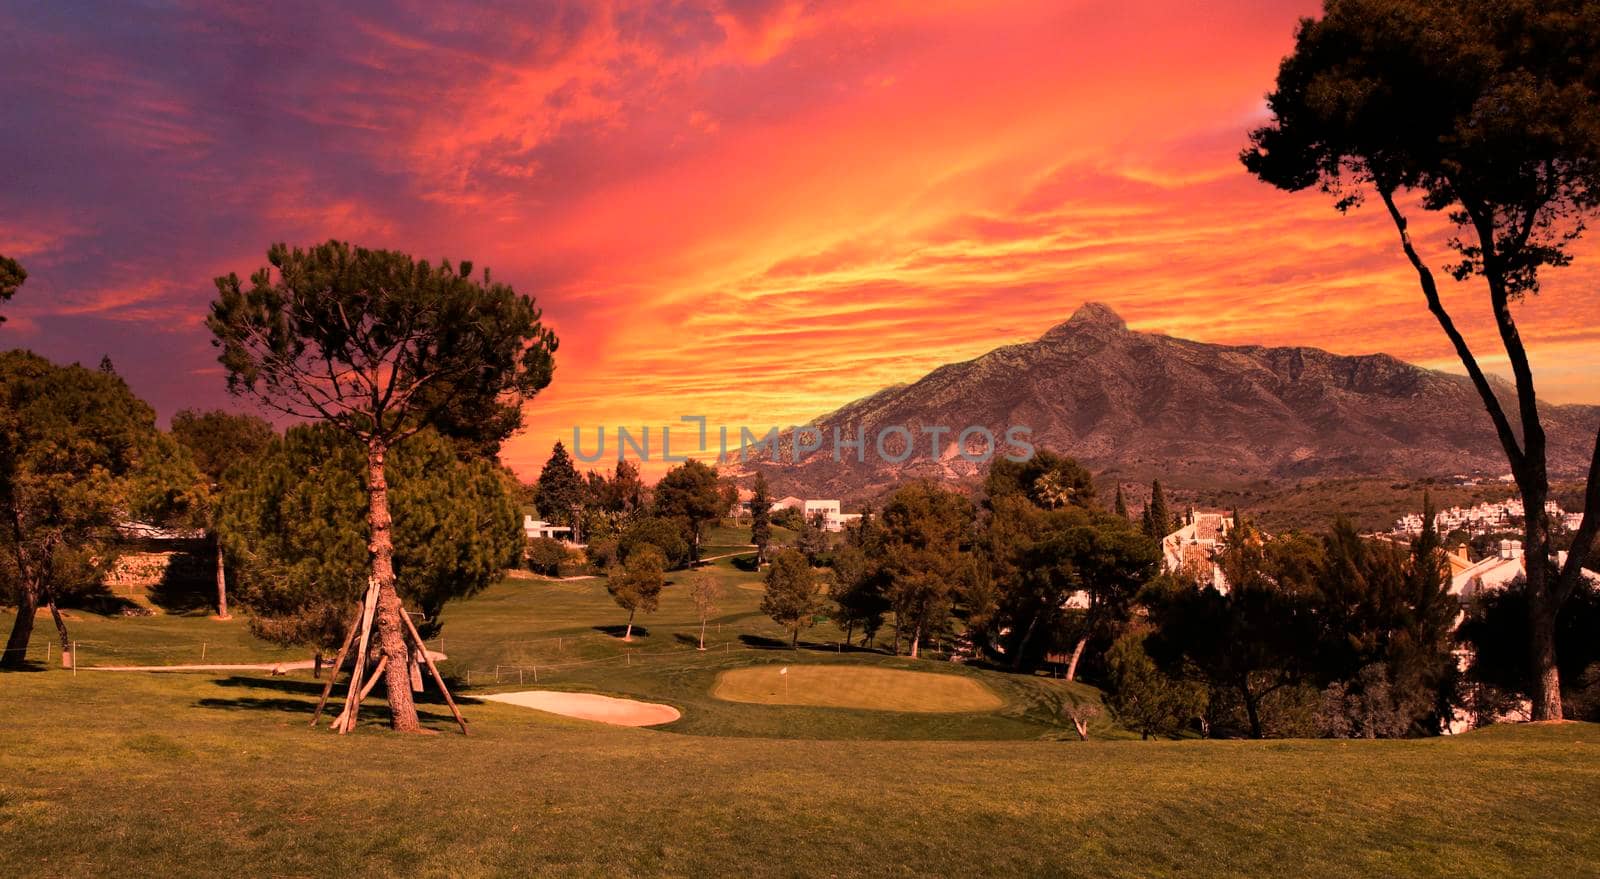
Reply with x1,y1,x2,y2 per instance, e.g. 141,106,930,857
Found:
2,535,1597,878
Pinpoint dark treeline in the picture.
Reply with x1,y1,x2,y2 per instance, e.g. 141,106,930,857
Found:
789,454,1599,739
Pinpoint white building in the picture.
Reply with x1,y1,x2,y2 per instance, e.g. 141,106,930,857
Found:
1443,540,1600,733
759,496,855,532
771,496,805,513
1161,512,1234,593
802,499,843,532
523,515,572,542
1394,499,1570,538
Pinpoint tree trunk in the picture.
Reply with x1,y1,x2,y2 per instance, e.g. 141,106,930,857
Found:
624,609,635,642
2,510,38,669
47,595,71,668
214,536,230,619
1011,610,1043,671
367,439,421,733
2,583,37,668
1064,635,1089,683
1380,190,1570,721
1241,679,1264,739
1523,503,1564,721
313,650,323,679
698,618,706,650
1528,587,1563,721
909,622,922,659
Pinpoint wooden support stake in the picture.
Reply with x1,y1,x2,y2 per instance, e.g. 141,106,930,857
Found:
334,655,388,734
398,606,469,735
338,580,381,734
310,605,365,728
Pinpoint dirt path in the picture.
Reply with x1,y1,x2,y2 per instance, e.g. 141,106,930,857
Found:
696,549,756,563
88,650,447,673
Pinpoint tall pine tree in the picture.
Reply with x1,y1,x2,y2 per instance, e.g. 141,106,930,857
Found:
535,440,585,530
750,472,772,563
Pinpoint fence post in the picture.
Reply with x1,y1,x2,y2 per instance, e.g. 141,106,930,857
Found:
533,666,538,684
466,669,472,687
72,641,78,676
201,641,207,662
519,668,524,685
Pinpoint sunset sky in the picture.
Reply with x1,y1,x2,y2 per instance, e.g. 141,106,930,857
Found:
4,0,1597,480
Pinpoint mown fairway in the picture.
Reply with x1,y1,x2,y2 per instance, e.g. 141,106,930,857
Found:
2,536,1598,877
2,671,1597,878
711,664,1005,712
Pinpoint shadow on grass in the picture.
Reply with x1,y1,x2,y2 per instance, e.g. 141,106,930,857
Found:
196,674,469,722
144,565,215,615
60,585,147,617
592,624,650,639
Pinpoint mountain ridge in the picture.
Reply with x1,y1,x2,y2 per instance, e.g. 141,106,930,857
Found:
724,302,1599,503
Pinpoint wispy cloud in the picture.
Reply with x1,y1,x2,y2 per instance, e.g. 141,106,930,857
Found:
2,0,1594,480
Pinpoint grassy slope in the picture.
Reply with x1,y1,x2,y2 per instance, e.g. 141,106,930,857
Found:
3,526,1599,876
1,672,1596,878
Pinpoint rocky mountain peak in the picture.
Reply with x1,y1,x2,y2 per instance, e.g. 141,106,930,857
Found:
1040,301,1127,342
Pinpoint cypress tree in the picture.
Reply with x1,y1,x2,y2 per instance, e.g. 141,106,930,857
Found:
750,472,772,563
1114,484,1130,520
1143,479,1172,539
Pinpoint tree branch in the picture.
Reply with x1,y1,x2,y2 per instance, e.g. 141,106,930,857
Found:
1377,187,1526,470
1458,191,1547,471
1555,423,1600,605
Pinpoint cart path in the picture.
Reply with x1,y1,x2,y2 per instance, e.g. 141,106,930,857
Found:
86,650,447,672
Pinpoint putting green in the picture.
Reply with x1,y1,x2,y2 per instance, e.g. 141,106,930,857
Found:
711,665,1004,712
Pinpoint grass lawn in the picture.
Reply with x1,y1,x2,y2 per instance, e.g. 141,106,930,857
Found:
1,671,1597,878
3,522,1598,875
712,664,1005,712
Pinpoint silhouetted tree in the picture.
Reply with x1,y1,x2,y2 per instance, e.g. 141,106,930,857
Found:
1107,629,1208,739
1243,0,1600,720
1145,522,1321,738
0,255,24,325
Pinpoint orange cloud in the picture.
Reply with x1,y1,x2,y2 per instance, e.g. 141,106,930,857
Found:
2,0,1594,483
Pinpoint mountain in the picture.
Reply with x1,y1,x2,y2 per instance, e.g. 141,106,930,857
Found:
724,302,1600,503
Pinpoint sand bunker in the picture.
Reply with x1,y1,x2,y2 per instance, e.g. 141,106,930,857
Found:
480,690,681,727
